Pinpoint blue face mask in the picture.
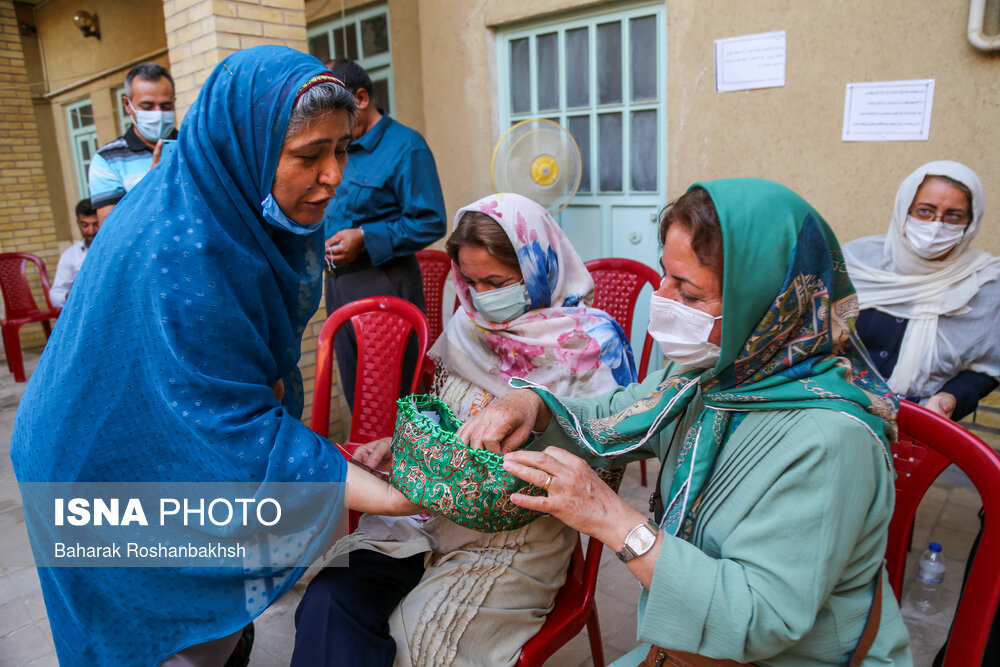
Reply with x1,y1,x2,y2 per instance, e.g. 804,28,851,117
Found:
260,193,324,236
470,281,530,323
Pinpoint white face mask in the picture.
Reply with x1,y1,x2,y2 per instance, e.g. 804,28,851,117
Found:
470,281,530,323
647,293,722,368
903,215,965,260
131,108,175,142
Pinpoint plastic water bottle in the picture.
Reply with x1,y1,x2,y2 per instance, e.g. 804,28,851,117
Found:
912,542,946,614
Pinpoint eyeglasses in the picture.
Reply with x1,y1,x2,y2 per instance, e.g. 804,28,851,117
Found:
908,206,970,225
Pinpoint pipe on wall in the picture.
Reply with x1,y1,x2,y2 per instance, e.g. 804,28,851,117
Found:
968,0,1000,50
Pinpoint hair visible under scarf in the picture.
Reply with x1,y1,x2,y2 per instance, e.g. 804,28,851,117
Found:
429,192,637,399
520,178,897,539
9,46,352,666
286,75,356,138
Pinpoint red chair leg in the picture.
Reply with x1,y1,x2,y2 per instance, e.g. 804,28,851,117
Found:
587,609,605,667
2,324,25,382
640,459,648,486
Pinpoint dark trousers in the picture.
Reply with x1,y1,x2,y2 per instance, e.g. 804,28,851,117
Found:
290,550,426,667
323,255,425,409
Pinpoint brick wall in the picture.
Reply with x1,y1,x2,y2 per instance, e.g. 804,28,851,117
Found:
163,0,308,122
0,1,61,353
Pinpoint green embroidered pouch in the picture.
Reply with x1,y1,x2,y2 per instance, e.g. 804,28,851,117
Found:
389,394,544,532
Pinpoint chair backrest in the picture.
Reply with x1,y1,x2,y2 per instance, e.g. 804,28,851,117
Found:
584,257,660,381
887,400,1000,665
0,252,55,320
311,296,430,446
416,249,452,345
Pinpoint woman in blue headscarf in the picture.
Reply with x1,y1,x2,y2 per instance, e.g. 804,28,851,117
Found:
11,46,415,666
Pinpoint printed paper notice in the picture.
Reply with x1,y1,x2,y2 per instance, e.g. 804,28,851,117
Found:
842,79,935,141
714,31,786,92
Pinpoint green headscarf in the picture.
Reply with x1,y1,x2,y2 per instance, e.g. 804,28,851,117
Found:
515,178,897,538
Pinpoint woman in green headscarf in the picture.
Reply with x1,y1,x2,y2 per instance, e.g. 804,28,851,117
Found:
459,179,912,665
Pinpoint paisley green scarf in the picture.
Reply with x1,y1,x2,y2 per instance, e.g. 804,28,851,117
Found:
515,178,897,538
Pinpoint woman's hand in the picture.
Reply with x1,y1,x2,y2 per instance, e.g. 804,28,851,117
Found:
457,389,552,453
503,447,662,588
354,437,392,473
925,392,957,420
503,447,638,543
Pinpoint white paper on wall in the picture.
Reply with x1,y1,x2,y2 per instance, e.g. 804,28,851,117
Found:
714,31,786,92
842,79,935,142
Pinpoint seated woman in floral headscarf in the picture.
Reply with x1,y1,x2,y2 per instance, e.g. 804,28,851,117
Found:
292,193,636,667
461,180,912,665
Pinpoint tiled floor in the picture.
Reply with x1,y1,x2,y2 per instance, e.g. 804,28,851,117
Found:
1,350,995,666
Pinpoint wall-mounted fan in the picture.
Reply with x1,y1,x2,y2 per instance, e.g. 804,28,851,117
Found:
490,118,582,214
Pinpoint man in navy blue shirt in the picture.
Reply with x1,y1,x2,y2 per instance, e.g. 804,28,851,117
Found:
323,59,447,407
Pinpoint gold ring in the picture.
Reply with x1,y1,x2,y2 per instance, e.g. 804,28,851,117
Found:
542,474,553,492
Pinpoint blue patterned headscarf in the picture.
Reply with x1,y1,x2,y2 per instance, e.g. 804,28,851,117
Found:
11,47,348,665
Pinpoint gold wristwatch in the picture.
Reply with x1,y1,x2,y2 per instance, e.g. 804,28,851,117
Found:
615,520,660,563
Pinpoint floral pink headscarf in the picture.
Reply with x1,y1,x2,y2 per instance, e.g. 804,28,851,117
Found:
428,193,635,400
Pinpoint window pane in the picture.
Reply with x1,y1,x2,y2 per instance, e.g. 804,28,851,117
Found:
510,38,530,114
79,104,93,127
536,32,559,111
598,112,622,192
372,78,390,114
597,22,621,104
361,14,389,57
70,109,80,130
565,27,589,108
630,110,657,192
309,34,330,63
80,139,91,161
332,24,358,60
568,115,590,193
630,16,657,102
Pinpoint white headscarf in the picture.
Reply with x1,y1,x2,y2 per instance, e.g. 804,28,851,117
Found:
844,161,1000,396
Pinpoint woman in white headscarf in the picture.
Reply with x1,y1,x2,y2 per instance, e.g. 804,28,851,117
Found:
843,160,1000,420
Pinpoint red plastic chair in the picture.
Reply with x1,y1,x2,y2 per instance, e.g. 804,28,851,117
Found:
0,253,59,382
886,400,1000,665
310,297,430,533
585,257,660,485
416,249,453,389
517,535,606,667
310,296,430,451
416,249,452,345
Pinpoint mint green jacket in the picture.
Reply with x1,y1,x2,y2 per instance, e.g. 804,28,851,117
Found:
539,371,913,665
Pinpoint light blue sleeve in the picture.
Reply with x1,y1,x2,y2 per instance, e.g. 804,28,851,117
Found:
88,151,126,209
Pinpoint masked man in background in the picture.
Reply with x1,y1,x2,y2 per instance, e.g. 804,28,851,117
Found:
88,62,178,223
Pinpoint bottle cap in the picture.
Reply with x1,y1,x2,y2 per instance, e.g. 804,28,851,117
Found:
929,542,942,552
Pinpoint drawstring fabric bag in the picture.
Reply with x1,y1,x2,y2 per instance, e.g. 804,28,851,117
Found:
389,395,545,532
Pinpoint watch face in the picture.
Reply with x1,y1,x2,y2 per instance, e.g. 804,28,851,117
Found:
626,523,657,555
